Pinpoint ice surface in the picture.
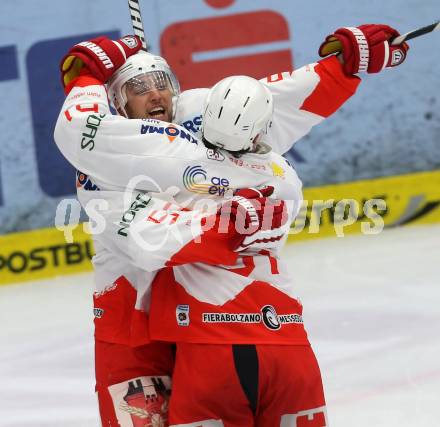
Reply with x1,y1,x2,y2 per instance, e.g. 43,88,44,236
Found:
0,225,439,426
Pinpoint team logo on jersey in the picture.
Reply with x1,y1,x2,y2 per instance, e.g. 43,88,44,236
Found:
270,162,285,179
176,304,190,326
183,165,231,196
206,148,225,162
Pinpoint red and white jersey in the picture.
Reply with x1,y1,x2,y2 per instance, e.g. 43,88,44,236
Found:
54,56,360,346
149,252,310,345
54,78,301,343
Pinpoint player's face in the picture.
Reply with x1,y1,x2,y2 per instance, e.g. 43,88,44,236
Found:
124,73,174,122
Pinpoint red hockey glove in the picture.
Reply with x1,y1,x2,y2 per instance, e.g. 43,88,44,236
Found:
60,35,142,89
216,186,288,251
319,24,409,74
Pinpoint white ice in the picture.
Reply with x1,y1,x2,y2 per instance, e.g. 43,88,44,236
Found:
1,224,439,426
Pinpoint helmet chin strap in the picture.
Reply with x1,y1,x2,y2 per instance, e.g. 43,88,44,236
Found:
112,82,129,117
252,134,262,148
171,95,179,121
201,135,254,159
116,103,129,118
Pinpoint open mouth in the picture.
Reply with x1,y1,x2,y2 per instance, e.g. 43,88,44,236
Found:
148,107,166,119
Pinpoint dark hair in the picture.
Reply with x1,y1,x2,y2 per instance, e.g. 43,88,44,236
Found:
202,137,250,158
201,137,217,150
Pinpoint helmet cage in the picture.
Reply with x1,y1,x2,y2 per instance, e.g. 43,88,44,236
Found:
107,51,180,117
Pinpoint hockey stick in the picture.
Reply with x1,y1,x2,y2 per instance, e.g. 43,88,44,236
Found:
127,0,148,50
391,21,440,45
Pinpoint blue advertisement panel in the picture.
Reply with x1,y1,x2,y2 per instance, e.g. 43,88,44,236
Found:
0,0,439,233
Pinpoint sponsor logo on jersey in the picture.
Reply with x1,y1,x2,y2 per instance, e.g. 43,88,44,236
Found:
261,305,281,330
202,313,262,324
202,306,303,329
93,282,118,298
206,148,225,162
117,193,152,237
65,92,102,106
81,113,105,151
176,304,190,326
76,170,100,191
270,161,285,179
141,123,198,145
181,114,202,135
183,165,231,196
228,156,267,172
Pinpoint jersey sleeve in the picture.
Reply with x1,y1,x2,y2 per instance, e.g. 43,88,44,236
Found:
82,189,239,272
262,55,361,154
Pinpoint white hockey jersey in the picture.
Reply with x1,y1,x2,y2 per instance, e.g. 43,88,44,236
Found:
54,56,360,345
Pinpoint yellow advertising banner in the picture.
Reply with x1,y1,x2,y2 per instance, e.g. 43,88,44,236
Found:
288,169,440,241
0,226,94,285
1,170,439,285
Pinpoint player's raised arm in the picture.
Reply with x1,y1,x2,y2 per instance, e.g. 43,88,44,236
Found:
54,35,197,191
261,56,361,155
319,24,409,74
262,23,409,155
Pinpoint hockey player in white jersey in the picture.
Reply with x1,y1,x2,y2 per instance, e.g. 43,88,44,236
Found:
57,36,299,426
55,25,409,426
55,66,308,426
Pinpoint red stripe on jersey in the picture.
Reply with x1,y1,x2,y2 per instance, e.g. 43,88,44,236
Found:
300,55,361,118
93,275,151,346
259,250,279,275
64,71,103,95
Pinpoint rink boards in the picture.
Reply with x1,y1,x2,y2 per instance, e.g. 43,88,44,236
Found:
1,170,439,285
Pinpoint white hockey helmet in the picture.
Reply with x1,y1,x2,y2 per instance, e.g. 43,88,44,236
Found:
202,75,273,152
107,51,180,117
